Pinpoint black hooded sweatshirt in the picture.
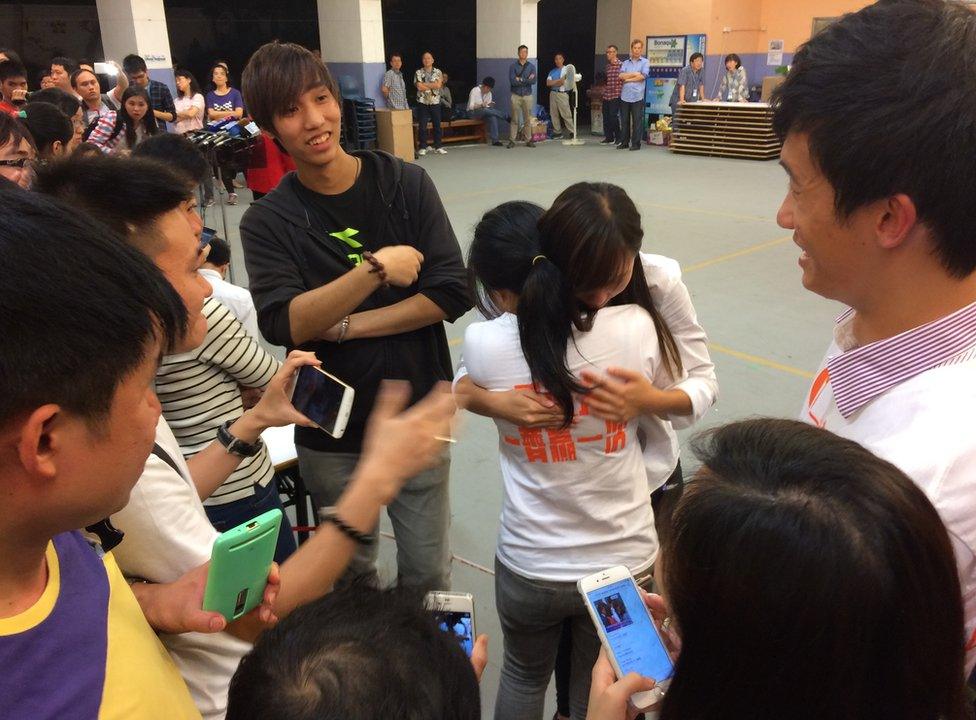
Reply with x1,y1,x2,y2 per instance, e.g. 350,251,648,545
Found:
240,149,472,454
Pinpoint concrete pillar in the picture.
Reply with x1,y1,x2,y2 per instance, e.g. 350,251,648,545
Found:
477,0,539,115
318,0,386,102
95,0,175,94
595,0,632,75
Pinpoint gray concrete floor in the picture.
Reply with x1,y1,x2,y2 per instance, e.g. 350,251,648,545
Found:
217,134,842,718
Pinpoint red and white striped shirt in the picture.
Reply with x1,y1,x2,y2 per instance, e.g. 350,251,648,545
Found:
803,300,976,674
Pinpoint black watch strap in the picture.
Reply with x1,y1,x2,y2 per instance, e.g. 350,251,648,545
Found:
216,419,263,457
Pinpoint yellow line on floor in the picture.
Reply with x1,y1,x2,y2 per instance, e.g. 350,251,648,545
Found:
682,235,792,274
708,342,814,379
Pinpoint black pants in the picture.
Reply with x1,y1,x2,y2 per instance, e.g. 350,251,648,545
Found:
619,99,644,149
602,98,621,142
416,103,443,149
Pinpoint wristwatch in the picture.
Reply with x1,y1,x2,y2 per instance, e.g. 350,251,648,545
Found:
216,419,264,457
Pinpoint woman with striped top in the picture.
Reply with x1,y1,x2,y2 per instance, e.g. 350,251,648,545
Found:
155,296,294,560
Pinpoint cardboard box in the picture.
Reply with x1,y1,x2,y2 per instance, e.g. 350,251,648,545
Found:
375,109,414,163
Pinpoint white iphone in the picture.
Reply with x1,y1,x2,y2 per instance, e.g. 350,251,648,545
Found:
425,591,476,658
578,565,674,709
289,365,355,439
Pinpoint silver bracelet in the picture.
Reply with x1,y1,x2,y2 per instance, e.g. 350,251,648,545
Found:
336,315,351,344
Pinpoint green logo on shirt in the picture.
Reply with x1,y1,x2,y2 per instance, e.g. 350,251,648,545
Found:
330,227,364,265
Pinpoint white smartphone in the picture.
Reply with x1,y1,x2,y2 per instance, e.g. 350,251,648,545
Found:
578,565,674,709
289,365,355,439
425,591,476,658
92,62,118,76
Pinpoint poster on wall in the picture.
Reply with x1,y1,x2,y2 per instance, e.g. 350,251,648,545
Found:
767,39,784,66
645,34,706,116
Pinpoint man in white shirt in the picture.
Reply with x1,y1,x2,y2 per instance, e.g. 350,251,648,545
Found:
35,153,459,719
546,53,574,139
467,76,505,147
198,236,260,339
774,0,976,675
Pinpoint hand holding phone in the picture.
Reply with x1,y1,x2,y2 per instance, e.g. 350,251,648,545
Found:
578,566,674,709
425,591,476,658
289,364,355,438
586,648,658,720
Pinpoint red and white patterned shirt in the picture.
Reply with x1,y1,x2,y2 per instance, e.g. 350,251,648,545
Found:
603,60,622,101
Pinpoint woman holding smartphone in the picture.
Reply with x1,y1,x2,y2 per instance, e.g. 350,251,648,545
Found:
458,185,681,720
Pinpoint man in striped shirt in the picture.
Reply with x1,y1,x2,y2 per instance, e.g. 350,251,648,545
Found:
774,0,976,676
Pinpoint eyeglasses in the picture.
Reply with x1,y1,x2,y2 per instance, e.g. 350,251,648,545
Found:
0,158,31,169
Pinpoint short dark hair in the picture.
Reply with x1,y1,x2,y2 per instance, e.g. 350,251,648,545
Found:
50,56,77,74
723,53,741,68
482,76,495,88
631,38,642,47
122,54,148,75
0,189,186,429
133,133,209,186
69,67,97,89
390,53,402,61
209,62,233,89
689,52,703,63
242,41,341,133
227,585,480,720
772,0,976,278
33,154,194,257
658,419,969,720
0,48,22,65
205,236,231,266
518,44,528,52
0,59,27,83
607,44,618,52
0,111,34,151
28,87,81,118
19,102,72,156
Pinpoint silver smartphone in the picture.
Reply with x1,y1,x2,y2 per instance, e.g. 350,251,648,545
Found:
425,591,476,658
289,365,355,439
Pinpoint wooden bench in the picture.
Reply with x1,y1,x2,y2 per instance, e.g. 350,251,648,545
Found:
413,118,487,148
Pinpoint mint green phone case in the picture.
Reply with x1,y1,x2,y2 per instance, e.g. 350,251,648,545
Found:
202,508,282,621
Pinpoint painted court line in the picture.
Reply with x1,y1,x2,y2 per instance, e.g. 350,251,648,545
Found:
707,342,814,379
379,530,495,575
682,235,792,274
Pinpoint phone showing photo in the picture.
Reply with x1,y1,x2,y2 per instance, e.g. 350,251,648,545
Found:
578,566,673,708
289,365,355,439
425,591,476,658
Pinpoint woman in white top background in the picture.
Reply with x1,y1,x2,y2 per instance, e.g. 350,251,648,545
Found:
174,69,213,205
459,185,681,720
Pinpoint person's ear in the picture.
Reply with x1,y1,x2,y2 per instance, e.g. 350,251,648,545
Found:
15,404,63,481
51,140,64,156
876,193,918,251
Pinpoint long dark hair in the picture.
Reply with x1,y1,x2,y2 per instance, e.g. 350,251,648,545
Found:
659,419,969,720
118,86,159,148
535,183,679,423
175,69,202,99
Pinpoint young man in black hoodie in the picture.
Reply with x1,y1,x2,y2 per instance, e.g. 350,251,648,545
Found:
240,42,472,593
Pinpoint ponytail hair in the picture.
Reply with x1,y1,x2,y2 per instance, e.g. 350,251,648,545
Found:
468,201,584,426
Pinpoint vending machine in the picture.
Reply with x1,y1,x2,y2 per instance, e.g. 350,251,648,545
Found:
644,34,707,117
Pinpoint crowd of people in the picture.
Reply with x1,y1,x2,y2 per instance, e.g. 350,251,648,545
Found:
1,1,976,720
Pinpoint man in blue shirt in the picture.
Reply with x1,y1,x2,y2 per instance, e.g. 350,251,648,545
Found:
546,53,574,139
618,39,650,151
508,45,537,149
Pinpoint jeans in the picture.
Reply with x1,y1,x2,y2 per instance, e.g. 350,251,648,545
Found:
509,93,535,142
205,479,297,564
602,98,621,142
416,103,443,149
550,91,574,135
619,99,644,149
493,559,657,720
470,107,507,142
297,448,452,592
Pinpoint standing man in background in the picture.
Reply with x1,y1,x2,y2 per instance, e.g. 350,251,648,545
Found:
618,39,649,151
123,54,177,131
600,45,622,145
381,53,408,110
547,53,574,140
508,45,536,149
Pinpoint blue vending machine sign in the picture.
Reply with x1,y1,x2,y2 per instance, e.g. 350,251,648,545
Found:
645,34,707,116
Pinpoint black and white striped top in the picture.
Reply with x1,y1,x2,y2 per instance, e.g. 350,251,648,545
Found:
156,298,280,505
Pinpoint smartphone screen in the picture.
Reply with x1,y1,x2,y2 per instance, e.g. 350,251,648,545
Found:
431,610,475,657
585,579,673,682
291,366,347,433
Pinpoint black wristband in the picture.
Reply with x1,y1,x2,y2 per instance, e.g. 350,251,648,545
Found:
320,509,374,546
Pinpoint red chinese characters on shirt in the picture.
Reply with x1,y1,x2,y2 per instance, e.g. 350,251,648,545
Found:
502,384,626,463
